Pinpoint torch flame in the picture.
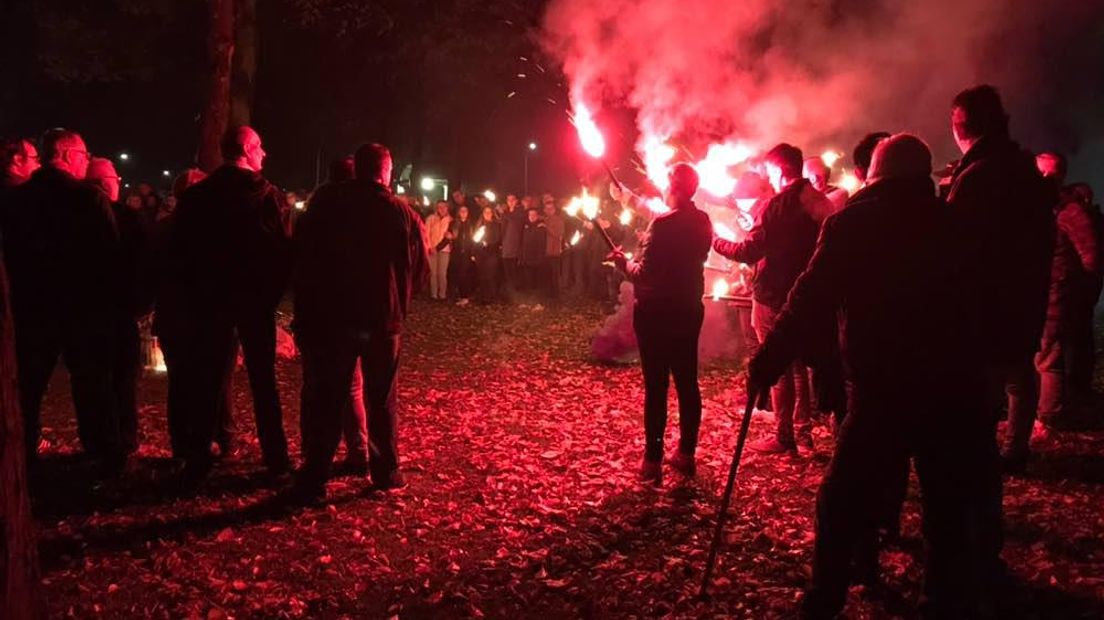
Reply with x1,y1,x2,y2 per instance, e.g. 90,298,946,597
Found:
573,103,606,159
713,222,737,242
618,208,633,226
697,142,753,197
579,188,600,220
711,278,730,301
838,173,861,194
645,197,670,215
473,226,486,243
483,190,497,203
643,138,676,191
570,230,582,246
821,150,841,168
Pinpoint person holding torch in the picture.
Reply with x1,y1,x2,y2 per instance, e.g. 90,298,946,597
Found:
609,163,712,486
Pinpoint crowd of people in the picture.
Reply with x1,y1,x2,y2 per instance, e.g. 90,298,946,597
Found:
1,82,1102,618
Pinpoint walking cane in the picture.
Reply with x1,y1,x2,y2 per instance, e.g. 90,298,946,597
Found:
699,386,758,598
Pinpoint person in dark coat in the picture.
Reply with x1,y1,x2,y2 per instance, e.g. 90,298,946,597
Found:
3,129,127,472
714,143,834,455
162,126,293,481
1003,152,1100,464
519,207,547,294
473,205,503,304
292,143,428,503
1064,182,1104,404
749,134,984,620
500,194,525,299
944,84,1055,605
448,205,478,304
611,162,712,486
87,158,152,455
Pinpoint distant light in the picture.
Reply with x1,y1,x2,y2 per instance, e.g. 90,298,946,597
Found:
124,183,130,188
294,200,306,211
821,150,841,168
119,153,130,161
396,185,406,195
420,177,436,191
162,170,171,177
528,142,538,151
483,189,497,203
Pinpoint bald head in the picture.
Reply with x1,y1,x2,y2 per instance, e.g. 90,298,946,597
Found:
221,126,266,172
867,134,933,184
803,157,830,192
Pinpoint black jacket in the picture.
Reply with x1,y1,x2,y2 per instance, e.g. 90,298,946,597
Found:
112,203,155,319
752,178,957,390
627,202,712,304
2,166,122,324
946,137,1054,364
293,180,428,335
161,165,291,326
714,179,833,309
520,219,547,266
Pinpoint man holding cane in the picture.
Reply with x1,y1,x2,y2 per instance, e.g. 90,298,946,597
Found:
610,163,712,486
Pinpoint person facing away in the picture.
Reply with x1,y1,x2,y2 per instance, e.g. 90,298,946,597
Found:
291,142,428,504
610,162,712,486
163,125,293,482
425,200,453,301
945,83,1054,610
473,205,503,305
748,133,985,620
714,143,834,455
1002,151,1100,466
3,128,128,472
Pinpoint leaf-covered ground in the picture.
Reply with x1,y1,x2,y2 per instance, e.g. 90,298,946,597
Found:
33,299,1104,619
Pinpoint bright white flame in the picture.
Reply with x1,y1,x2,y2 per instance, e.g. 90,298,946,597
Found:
579,188,600,220
713,222,737,242
573,103,606,159
711,278,730,300
294,200,306,211
643,138,676,191
570,230,582,246
838,173,861,194
735,199,758,213
821,150,841,168
645,197,671,215
697,143,753,197
564,198,582,217
473,226,486,243
483,189,497,203
618,208,633,226
624,252,633,260
420,177,436,191
396,185,406,195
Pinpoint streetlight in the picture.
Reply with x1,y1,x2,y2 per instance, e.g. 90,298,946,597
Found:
421,177,436,192
162,170,171,177
524,142,537,195
118,152,130,161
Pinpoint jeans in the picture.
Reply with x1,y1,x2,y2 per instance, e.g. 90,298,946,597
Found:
299,330,402,486
753,301,810,444
343,362,369,463
428,250,450,300
634,300,704,462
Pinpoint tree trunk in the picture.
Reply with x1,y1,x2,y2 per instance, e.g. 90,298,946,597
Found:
0,259,41,619
229,0,257,128
197,0,236,172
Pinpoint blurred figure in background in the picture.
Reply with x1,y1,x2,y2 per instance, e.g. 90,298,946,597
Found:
425,200,453,301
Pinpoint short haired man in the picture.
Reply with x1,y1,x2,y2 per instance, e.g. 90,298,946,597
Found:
946,84,1055,605
162,126,293,482
4,129,127,471
803,157,847,210
1,138,40,188
851,132,891,184
611,162,713,485
715,143,834,455
292,143,428,503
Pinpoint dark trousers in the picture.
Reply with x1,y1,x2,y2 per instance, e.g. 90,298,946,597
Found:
502,257,519,298
545,256,561,301
113,318,141,453
163,327,235,459
15,316,122,461
476,255,500,304
299,330,401,487
1068,279,1101,400
804,383,987,619
178,308,286,471
633,300,704,462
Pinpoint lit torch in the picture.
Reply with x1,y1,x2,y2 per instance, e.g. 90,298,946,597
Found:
711,278,730,301
713,222,738,242
472,226,486,244
838,173,861,194
572,102,626,192
821,150,842,168
618,208,633,226
570,230,582,246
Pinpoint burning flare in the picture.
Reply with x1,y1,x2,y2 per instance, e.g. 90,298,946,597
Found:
619,208,633,226
696,142,753,197
473,226,486,243
573,102,606,159
711,278,730,300
821,150,842,168
713,222,737,242
570,230,583,246
838,173,861,194
645,197,671,215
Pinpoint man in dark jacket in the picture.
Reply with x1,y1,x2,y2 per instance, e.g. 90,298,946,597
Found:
749,135,983,619
714,143,834,454
611,163,712,485
292,143,428,502
162,126,293,480
3,129,127,471
87,157,150,455
945,84,1055,603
